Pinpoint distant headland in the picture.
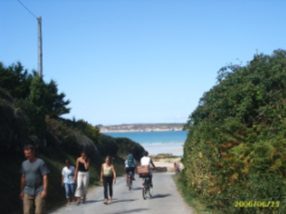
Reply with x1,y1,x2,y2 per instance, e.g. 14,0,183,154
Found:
98,123,185,133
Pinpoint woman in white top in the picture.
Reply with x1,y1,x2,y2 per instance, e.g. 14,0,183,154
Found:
61,160,75,204
100,156,116,204
140,151,156,187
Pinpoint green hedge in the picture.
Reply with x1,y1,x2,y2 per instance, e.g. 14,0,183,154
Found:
183,50,286,213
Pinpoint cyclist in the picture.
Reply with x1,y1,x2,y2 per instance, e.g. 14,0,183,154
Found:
140,151,155,187
125,153,136,184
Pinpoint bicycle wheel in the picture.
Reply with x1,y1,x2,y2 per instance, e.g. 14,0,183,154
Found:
148,186,152,198
128,171,133,190
142,187,147,199
127,176,132,190
146,179,152,198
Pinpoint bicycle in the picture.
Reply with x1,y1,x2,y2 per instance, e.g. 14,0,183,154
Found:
127,170,133,190
142,175,152,200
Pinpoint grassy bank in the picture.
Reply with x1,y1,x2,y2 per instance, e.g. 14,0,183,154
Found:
174,172,221,214
0,152,23,214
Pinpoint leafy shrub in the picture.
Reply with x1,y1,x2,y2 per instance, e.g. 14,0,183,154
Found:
183,50,286,213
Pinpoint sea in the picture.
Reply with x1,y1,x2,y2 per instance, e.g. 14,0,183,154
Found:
106,131,188,157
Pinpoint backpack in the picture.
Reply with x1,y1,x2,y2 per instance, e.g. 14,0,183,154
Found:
127,154,135,167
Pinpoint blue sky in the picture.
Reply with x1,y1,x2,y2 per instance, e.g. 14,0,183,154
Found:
1,0,286,125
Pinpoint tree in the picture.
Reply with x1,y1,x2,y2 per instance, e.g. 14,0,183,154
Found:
44,80,70,118
0,62,32,99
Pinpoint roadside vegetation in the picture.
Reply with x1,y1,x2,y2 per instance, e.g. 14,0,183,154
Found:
0,62,144,213
174,174,217,214
182,50,286,213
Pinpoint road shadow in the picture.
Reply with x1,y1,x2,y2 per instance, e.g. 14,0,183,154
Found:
154,167,168,172
151,193,171,199
106,208,149,214
84,199,104,204
109,198,138,204
131,187,142,191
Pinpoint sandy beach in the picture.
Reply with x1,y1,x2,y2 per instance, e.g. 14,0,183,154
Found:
152,154,184,173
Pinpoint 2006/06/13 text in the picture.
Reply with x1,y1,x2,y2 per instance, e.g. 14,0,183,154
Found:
234,201,280,208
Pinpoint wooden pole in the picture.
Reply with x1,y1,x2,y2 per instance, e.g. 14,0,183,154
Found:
37,16,43,78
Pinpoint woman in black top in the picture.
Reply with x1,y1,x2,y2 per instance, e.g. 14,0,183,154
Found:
74,152,90,204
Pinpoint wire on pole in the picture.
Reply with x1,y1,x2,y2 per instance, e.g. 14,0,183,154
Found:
16,0,43,78
16,0,37,19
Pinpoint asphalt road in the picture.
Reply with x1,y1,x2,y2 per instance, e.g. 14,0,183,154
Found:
51,172,194,214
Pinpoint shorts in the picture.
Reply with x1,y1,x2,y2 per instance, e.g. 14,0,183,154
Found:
125,167,135,174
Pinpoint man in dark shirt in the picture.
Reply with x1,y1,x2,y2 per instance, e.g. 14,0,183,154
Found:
20,144,49,214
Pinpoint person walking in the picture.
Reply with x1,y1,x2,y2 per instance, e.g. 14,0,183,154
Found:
100,156,116,204
61,160,75,204
74,152,90,205
20,144,49,214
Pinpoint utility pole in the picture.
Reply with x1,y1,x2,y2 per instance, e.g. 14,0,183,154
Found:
37,16,43,78
16,0,43,77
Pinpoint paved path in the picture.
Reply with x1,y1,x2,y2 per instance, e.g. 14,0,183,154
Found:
51,172,194,214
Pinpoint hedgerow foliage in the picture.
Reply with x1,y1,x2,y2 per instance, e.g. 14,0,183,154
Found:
0,61,145,213
183,50,286,213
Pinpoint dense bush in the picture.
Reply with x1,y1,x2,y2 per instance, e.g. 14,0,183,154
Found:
0,61,144,213
114,137,145,161
183,50,286,213
0,88,30,152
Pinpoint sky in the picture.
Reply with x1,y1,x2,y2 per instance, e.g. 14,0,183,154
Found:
1,0,286,125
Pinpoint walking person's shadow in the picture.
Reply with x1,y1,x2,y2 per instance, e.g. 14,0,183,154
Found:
84,199,104,204
107,198,138,204
151,193,171,199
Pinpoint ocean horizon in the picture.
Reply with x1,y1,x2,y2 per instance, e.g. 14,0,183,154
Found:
107,130,187,156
